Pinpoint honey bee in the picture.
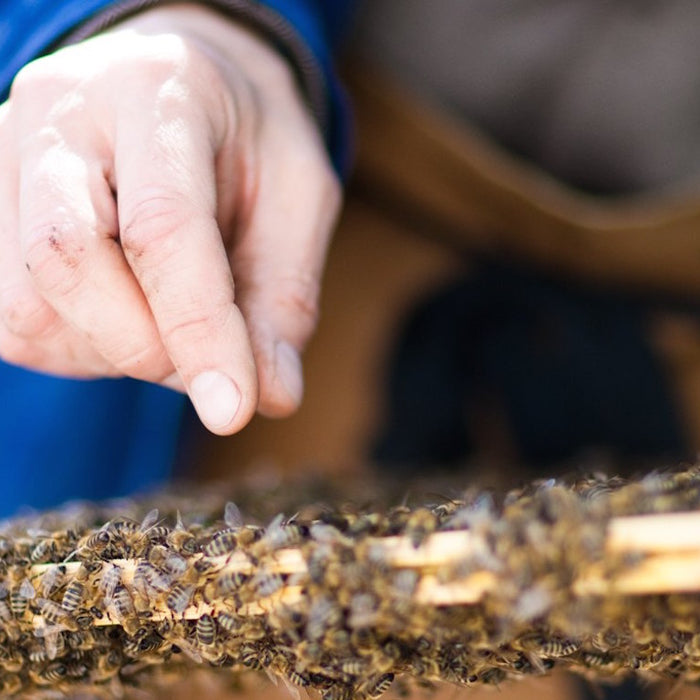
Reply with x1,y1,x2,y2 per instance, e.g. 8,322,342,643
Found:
339,658,367,676
322,684,354,700
134,561,172,598
306,596,342,640
100,562,121,604
110,585,139,635
29,661,68,686
75,527,111,559
201,502,244,558
358,673,394,699
0,646,24,674
1,673,22,696
404,508,438,548
250,570,283,599
166,583,194,616
37,564,67,598
8,573,35,618
33,625,66,661
35,597,77,631
166,515,199,556
216,611,243,636
254,514,305,555
347,592,378,629
202,531,239,558
238,642,264,669
196,614,216,646
61,580,85,613
148,545,187,578
215,570,248,599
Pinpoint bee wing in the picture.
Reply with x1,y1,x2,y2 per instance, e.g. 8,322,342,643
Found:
140,508,160,532
19,578,36,600
224,501,243,529
175,510,185,530
266,513,285,534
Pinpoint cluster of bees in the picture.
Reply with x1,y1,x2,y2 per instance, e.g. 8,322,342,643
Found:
0,466,698,697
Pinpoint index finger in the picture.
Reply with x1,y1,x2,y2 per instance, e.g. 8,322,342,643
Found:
113,80,258,435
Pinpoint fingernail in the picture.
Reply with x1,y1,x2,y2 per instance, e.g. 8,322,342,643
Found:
189,370,241,430
275,340,303,406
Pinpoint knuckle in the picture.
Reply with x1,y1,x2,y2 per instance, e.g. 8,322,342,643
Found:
10,60,50,98
108,341,172,382
23,221,85,295
0,285,55,339
275,274,321,340
162,308,225,347
119,193,195,259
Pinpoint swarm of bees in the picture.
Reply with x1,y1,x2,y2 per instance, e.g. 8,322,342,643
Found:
0,466,699,697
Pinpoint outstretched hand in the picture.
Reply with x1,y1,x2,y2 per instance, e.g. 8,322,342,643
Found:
0,4,341,434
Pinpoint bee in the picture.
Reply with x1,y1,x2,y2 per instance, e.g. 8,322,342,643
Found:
202,531,238,558
75,527,112,559
196,614,216,646
404,507,438,548
37,564,67,597
287,669,310,688
30,538,57,564
33,625,66,661
239,642,263,669
134,561,172,598
582,651,614,668
250,570,283,598
322,685,354,700
61,580,85,612
148,546,187,578
9,575,35,618
91,649,122,682
323,628,351,653
1,673,22,696
340,658,367,676
35,597,77,631
201,502,244,558
359,673,394,699
110,585,139,635
167,515,200,556
216,570,248,593
124,632,166,657
216,611,243,636
29,661,68,686
296,639,324,666
253,513,305,556
306,596,342,640
539,638,581,657
0,646,24,674
348,592,378,629
65,629,97,650
100,562,122,605
166,583,194,616
309,522,353,547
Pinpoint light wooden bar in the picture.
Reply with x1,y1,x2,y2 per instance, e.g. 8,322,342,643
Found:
27,511,700,624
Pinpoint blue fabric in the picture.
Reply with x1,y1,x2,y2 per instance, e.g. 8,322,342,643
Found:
0,365,184,516
0,0,352,515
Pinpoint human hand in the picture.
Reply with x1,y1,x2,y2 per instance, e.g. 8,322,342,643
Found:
0,4,341,434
